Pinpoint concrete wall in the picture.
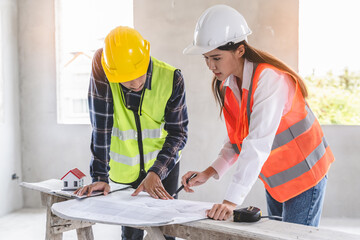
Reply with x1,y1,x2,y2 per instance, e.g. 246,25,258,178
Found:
4,0,358,219
18,0,92,208
321,125,360,217
0,0,22,216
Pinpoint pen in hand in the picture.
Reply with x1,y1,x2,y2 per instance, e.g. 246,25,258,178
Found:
172,173,197,197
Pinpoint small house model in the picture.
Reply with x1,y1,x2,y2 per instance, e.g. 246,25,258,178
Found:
61,168,86,190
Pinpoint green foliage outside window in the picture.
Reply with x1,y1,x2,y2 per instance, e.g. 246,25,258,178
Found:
305,69,360,125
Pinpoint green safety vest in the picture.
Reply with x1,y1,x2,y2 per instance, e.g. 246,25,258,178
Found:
108,57,175,184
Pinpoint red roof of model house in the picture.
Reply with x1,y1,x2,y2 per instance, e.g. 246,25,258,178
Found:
61,168,86,180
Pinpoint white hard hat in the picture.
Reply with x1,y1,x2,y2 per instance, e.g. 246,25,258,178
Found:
183,5,252,55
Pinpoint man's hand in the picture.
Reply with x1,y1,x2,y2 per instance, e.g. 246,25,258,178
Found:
206,200,237,221
131,171,173,200
74,181,110,197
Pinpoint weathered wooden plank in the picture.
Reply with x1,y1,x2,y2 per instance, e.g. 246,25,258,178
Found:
160,219,360,240
40,192,358,240
76,226,94,240
51,220,94,234
41,192,95,240
45,198,63,240
144,227,167,240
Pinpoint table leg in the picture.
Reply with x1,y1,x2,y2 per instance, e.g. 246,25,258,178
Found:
144,227,167,240
76,226,94,240
41,192,94,240
42,193,65,240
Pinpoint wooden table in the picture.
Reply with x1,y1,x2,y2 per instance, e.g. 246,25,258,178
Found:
40,192,94,240
39,192,360,240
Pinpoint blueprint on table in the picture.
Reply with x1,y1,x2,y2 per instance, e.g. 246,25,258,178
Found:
51,189,213,226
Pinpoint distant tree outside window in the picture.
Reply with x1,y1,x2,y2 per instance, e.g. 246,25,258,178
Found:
299,0,360,125
305,69,360,124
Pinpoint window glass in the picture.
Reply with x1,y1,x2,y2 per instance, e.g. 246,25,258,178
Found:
299,0,360,124
0,16,3,123
55,0,133,124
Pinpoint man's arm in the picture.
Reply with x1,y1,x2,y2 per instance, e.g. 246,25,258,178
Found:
88,48,113,183
148,69,189,180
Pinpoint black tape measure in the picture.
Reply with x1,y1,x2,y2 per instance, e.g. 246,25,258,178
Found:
233,206,262,222
233,206,283,223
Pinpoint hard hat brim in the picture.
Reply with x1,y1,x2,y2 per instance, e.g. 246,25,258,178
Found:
183,35,250,55
183,44,216,55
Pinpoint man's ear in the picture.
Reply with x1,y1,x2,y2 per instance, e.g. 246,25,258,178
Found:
235,45,245,58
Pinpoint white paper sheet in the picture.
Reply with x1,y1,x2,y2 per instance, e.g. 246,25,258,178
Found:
51,189,213,227
20,179,131,199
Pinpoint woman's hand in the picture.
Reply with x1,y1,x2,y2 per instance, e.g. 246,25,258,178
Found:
74,181,110,197
132,171,173,200
182,167,217,193
206,200,237,220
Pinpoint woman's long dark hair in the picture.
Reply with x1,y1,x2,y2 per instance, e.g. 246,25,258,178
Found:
212,41,308,116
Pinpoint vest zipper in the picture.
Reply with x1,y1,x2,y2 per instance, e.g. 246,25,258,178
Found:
119,84,147,185
133,110,147,182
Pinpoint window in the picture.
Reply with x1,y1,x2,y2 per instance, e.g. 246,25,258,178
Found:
74,181,78,187
299,0,360,124
55,0,133,124
0,17,3,123
64,181,68,188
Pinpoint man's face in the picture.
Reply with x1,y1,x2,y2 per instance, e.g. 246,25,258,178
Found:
120,74,146,92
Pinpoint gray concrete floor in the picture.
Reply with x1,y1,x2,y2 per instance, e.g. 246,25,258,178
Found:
0,208,359,239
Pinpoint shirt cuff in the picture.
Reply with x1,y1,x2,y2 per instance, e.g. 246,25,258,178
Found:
223,181,252,206
92,176,109,183
211,156,233,180
149,161,168,180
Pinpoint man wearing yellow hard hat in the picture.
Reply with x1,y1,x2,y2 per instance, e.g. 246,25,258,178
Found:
76,26,188,240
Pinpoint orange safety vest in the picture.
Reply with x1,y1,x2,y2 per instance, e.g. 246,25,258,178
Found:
223,63,334,203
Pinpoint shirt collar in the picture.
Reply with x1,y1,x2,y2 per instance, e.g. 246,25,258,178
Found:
144,57,152,90
223,59,253,90
242,58,253,90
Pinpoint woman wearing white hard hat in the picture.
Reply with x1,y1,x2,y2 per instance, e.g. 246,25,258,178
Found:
182,5,334,226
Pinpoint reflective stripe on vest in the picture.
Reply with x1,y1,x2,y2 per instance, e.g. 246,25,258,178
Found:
108,56,176,184
260,137,328,188
271,104,314,151
110,150,160,166
112,123,165,141
223,63,334,202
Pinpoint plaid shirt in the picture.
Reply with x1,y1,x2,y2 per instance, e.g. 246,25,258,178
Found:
88,49,188,183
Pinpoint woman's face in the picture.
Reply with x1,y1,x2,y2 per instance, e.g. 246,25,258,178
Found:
203,46,244,81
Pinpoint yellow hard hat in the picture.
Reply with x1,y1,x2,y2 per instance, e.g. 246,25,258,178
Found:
101,26,150,83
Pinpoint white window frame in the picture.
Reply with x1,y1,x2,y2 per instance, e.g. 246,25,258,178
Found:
0,14,3,123
55,0,133,124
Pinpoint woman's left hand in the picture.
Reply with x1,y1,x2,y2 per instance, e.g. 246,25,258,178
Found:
206,200,237,220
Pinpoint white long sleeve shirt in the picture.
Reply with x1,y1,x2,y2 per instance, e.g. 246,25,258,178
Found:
211,59,296,205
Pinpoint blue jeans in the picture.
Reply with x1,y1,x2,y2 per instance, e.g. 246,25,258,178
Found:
121,163,179,240
266,175,328,227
